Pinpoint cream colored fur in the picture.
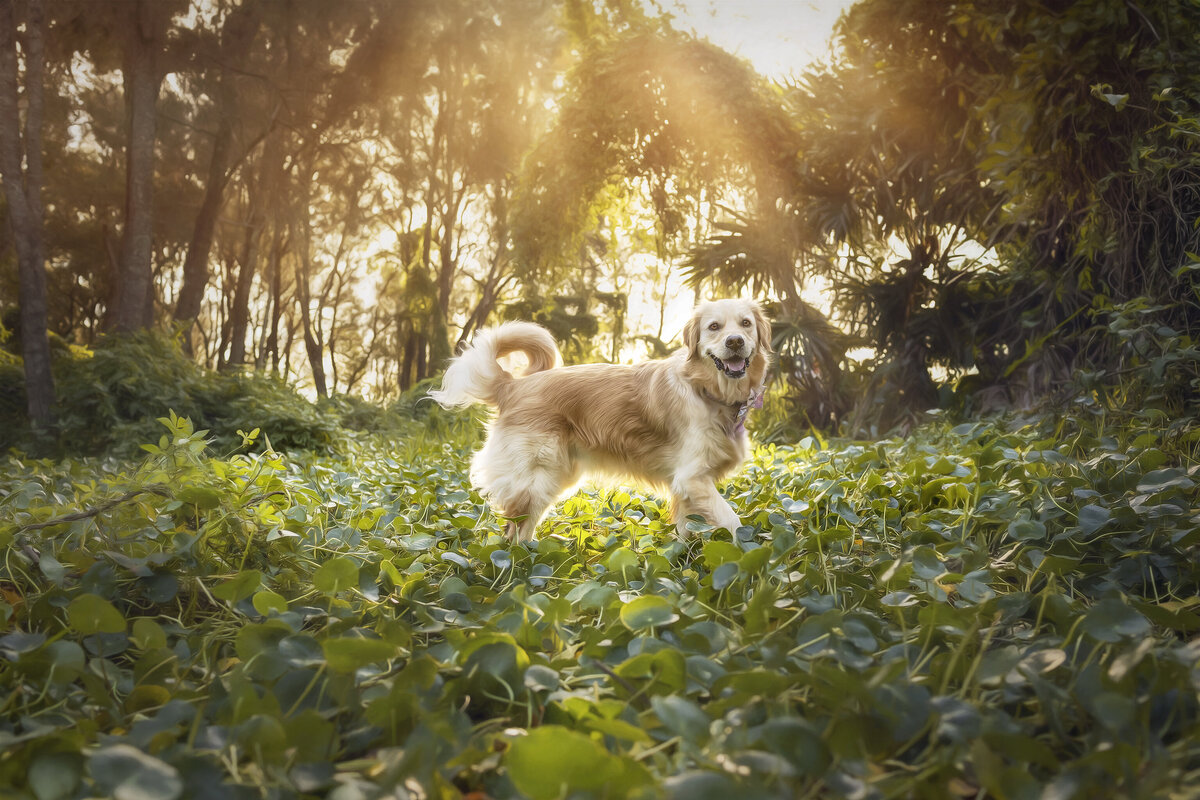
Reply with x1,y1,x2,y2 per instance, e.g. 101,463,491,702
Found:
430,299,772,541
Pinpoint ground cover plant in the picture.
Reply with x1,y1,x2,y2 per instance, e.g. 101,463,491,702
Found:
2,400,1199,799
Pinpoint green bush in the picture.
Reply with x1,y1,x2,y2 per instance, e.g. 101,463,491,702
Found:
2,331,339,456
322,392,390,432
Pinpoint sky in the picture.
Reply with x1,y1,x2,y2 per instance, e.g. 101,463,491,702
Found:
668,0,854,80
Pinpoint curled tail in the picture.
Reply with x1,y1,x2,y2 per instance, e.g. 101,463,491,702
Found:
428,321,559,408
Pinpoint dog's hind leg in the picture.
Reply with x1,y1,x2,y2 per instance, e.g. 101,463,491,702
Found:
472,430,574,543
499,477,559,543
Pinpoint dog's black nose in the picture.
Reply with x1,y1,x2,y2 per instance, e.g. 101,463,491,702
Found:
725,334,744,350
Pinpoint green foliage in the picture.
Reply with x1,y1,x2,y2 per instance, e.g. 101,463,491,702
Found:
2,403,1198,797
1,331,339,456
1081,296,1200,417
680,0,1200,432
513,24,790,282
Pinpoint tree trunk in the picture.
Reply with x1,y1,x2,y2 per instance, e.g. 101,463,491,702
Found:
400,323,416,392
265,226,283,372
226,210,260,367
415,333,428,382
172,111,233,333
106,0,162,333
228,130,282,367
291,170,327,396
173,6,263,341
0,0,53,427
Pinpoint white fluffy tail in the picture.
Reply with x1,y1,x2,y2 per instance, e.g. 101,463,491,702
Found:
428,321,559,408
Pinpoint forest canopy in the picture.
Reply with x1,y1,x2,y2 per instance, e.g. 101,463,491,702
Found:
1,0,1199,443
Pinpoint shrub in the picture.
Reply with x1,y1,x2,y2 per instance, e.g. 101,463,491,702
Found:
2,331,338,456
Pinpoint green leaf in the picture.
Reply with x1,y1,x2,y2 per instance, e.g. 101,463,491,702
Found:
881,590,919,607
584,716,653,743
506,726,618,799
651,695,710,744
279,635,325,668
44,640,86,683
620,595,679,630
461,632,530,693
130,618,167,650
957,570,995,603
252,590,288,616
89,744,183,800
29,751,83,800
1080,598,1151,642
617,649,686,694
523,664,559,692
286,709,336,763
178,485,222,510
235,621,290,662
141,573,179,603
1088,691,1136,731
379,558,403,584
125,684,171,714
236,714,289,760
313,557,359,595
567,580,618,611
911,546,945,578
211,570,262,603
702,540,743,568
67,593,126,635
1007,517,1047,542
663,771,742,800
1136,468,1194,493
39,553,67,586
710,561,739,590
738,546,770,573
321,636,398,673
1076,504,1111,535
604,546,639,574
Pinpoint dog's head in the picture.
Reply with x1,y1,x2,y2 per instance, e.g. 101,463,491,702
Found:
682,299,772,392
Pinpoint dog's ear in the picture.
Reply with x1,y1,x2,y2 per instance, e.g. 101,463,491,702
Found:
682,314,701,360
751,302,773,356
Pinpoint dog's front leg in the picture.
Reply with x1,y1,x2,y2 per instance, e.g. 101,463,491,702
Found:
671,473,742,535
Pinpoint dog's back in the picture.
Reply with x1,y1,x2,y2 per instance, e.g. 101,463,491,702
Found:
428,322,559,409
492,360,683,478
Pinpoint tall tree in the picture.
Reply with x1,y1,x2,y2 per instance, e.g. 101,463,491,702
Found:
225,128,283,367
291,162,327,396
0,0,53,427
172,3,266,340
105,0,173,332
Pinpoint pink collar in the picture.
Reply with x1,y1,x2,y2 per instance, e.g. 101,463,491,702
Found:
733,386,765,436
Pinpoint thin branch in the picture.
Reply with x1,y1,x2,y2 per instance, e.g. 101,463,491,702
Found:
16,485,172,532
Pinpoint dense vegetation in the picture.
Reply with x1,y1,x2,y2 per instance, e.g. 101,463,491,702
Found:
2,372,1198,798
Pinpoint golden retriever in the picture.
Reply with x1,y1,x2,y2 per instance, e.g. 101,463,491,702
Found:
429,299,771,541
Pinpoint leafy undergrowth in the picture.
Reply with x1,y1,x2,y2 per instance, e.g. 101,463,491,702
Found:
2,408,1199,799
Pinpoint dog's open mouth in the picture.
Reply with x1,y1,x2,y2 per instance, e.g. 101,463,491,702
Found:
710,353,747,379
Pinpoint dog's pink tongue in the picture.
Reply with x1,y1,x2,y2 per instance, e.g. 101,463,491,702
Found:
725,357,746,373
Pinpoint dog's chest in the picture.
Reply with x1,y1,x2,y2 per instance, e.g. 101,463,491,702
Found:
705,413,748,472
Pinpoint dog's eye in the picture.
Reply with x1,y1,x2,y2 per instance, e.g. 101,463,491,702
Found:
708,322,720,331
740,319,751,327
